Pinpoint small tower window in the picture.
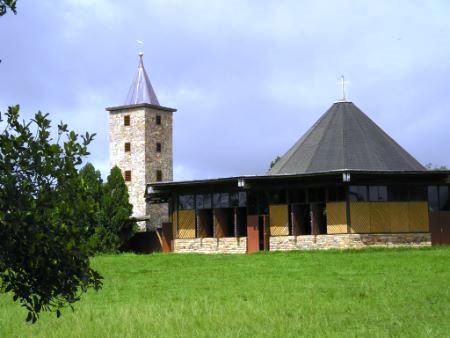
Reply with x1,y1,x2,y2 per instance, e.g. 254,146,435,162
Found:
156,115,161,125
156,142,162,153
156,170,162,182
124,170,131,182
124,142,131,152
124,115,130,126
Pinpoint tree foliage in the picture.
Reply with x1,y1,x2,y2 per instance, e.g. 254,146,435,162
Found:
0,105,102,322
425,163,449,171
0,0,17,16
79,163,103,242
96,166,136,252
270,155,281,169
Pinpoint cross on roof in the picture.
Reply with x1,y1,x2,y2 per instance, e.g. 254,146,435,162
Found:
337,75,350,101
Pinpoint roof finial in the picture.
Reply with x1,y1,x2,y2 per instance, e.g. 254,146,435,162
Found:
337,75,350,101
124,41,160,106
137,40,144,58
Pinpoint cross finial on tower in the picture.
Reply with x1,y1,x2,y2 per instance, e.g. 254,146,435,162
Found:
337,75,350,101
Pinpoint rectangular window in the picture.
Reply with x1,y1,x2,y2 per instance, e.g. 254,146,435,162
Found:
428,186,439,212
388,185,408,201
439,186,449,210
156,142,162,152
124,142,131,152
369,186,388,201
349,186,368,202
288,189,306,204
409,185,427,201
124,115,130,126
213,193,230,208
269,190,287,204
230,191,247,207
124,170,131,182
328,186,346,202
179,194,195,210
196,194,212,209
156,115,161,125
156,170,163,182
308,188,326,203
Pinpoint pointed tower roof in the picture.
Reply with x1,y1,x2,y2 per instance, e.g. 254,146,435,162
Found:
125,52,160,106
268,101,425,175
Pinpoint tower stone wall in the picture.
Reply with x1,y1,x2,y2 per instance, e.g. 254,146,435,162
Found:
109,105,174,230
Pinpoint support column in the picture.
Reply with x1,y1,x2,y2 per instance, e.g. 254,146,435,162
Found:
345,186,352,234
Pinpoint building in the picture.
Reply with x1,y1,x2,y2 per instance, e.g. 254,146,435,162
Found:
147,99,450,253
106,53,176,230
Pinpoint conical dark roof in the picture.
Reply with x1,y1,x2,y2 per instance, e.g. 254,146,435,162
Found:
125,53,160,106
268,101,425,175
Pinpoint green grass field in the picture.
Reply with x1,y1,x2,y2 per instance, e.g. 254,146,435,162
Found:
1,247,449,337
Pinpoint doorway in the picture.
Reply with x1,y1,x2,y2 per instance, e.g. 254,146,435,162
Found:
247,215,269,253
430,211,450,245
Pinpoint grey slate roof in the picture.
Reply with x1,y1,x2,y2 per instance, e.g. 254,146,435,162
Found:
268,101,425,175
125,53,160,106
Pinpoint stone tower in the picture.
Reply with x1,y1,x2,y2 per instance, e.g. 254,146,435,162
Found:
106,53,176,230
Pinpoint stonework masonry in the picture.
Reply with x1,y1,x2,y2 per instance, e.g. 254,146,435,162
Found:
269,233,431,251
174,238,247,254
172,233,430,254
109,106,173,230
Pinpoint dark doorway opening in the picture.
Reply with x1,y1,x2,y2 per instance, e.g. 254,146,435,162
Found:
258,216,265,250
215,208,234,237
198,209,213,237
291,204,312,235
235,208,247,236
316,203,327,235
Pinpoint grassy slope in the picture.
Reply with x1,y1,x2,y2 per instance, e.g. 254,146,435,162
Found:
0,247,449,338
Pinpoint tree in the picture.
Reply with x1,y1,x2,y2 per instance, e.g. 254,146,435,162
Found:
0,105,102,322
425,163,449,170
270,155,281,169
95,166,136,252
0,0,17,16
79,163,104,246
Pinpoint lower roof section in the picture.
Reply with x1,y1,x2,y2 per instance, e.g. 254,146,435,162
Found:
146,169,450,197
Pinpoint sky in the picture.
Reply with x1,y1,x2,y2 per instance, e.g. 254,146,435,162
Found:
1,0,450,180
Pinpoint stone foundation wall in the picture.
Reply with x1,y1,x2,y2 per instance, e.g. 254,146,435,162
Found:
270,233,431,251
174,237,247,254
172,233,430,253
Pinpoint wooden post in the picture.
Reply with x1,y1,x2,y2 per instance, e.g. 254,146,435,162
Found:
345,186,352,234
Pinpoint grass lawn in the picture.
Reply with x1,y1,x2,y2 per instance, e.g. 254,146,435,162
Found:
1,247,449,337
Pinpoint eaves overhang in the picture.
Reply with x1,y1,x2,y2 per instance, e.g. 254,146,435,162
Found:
106,103,177,113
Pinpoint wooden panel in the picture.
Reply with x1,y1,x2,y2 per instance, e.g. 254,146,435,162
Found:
350,202,371,233
443,212,450,244
247,215,259,253
269,205,289,236
370,203,391,233
178,209,196,239
390,202,409,232
326,202,347,234
408,202,429,232
161,222,173,252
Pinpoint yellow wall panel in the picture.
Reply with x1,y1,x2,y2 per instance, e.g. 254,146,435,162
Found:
327,224,348,234
370,203,391,233
390,202,409,232
326,202,347,234
408,202,429,232
270,204,289,236
350,202,371,233
178,209,196,239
